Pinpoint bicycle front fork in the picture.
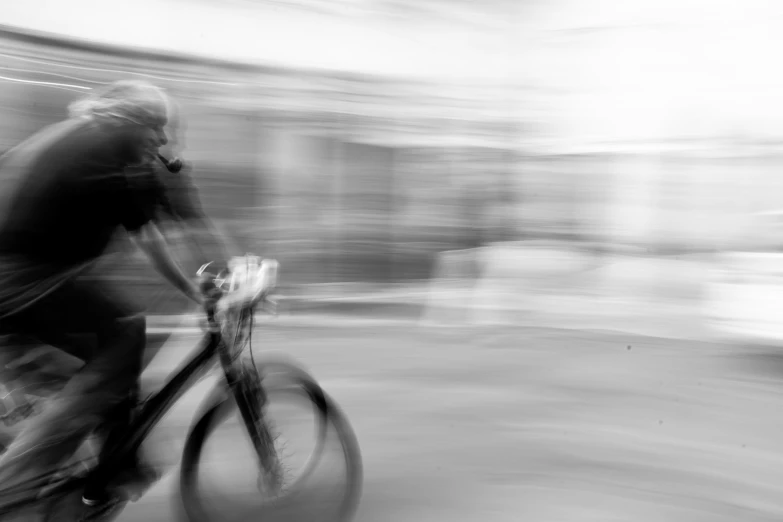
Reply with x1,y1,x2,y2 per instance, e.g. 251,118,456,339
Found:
229,365,284,492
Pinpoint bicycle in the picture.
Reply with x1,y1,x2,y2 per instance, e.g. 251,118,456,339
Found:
0,255,364,522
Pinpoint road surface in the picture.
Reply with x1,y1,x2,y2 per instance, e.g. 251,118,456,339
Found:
113,322,783,521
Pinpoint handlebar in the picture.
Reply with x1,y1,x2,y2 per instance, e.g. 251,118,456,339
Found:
197,256,279,320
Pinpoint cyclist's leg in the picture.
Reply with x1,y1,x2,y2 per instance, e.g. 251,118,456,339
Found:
0,333,88,400
0,279,145,490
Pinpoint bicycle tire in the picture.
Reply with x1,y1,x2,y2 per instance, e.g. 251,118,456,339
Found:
178,362,363,522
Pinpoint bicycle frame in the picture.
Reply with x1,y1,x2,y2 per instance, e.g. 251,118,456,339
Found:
84,257,280,497
0,259,283,514
83,323,239,490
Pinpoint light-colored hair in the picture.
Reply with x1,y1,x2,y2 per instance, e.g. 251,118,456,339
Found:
68,80,170,127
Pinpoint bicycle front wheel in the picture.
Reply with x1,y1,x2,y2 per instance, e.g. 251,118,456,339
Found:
178,358,363,522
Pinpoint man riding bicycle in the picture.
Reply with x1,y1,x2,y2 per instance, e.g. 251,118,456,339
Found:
0,79,207,506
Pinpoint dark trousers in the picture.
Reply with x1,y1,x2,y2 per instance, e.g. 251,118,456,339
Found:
0,278,146,489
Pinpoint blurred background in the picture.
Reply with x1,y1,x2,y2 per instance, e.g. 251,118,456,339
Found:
5,3,783,522
3,0,783,335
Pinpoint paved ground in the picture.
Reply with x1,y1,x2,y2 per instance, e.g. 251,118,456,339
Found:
103,321,783,522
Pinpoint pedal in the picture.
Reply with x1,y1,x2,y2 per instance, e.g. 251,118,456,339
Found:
36,465,86,500
38,475,73,500
0,400,38,427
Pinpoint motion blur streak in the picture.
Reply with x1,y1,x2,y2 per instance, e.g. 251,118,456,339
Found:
0,75,90,91
0,1,781,521
0,53,242,86
0,66,105,85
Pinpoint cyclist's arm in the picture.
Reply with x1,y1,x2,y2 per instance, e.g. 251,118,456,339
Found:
130,222,203,305
122,163,217,295
155,164,234,271
180,216,232,270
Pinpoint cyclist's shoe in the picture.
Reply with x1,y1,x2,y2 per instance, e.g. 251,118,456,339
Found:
83,451,161,505
81,492,125,520
110,452,162,501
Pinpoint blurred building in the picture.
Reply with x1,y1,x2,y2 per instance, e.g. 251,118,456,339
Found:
0,24,520,310
2,5,783,315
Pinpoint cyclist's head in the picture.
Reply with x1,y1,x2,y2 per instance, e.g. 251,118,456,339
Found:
68,80,170,165
68,80,170,126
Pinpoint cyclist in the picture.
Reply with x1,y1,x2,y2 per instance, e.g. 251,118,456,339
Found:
0,79,205,505
0,132,232,440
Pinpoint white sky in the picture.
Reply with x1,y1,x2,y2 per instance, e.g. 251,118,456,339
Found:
3,0,519,80
6,0,783,142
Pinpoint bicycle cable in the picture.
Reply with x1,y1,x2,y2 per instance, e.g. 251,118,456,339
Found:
248,309,258,370
244,255,259,371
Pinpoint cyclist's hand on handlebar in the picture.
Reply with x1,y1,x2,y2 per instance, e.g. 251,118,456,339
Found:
197,272,222,304
185,280,205,306
196,256,277,313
